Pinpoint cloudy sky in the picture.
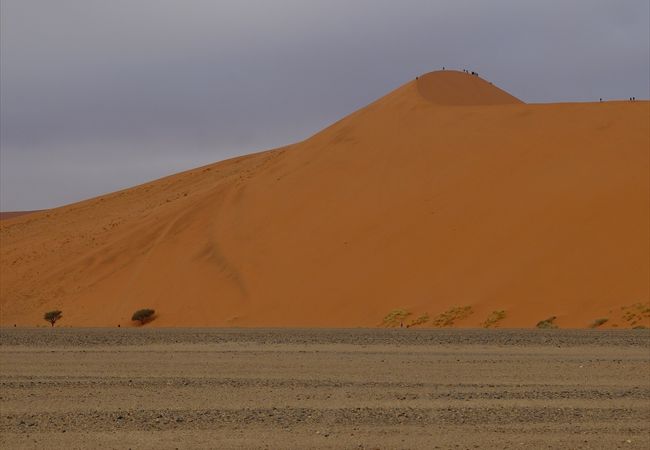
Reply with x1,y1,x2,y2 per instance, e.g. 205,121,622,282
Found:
1,0,649,210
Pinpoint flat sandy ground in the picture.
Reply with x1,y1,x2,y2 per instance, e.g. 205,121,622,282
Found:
1,329,648,449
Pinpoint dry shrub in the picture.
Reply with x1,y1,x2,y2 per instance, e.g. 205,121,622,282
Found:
589,318,608,328
132,309,156,325
431,306,473,327
536,316,558,329
381,309,411,327
483,310,506,328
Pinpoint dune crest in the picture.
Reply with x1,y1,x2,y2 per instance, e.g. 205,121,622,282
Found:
416,70,523,105
1,73,648,328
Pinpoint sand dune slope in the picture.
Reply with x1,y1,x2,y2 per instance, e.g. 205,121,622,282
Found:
1,71,648,328
0,211,41,221
416,70,523,105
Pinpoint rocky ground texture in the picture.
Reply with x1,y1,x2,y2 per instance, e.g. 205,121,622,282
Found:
1,328,649,449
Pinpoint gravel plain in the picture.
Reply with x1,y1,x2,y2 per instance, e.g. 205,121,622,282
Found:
1,328,649,449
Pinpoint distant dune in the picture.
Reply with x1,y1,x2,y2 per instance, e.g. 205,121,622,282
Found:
0,211,41,221
1,71,648,328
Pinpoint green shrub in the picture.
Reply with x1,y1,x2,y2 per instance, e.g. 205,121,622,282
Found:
43,310,63,327
131,309,156,325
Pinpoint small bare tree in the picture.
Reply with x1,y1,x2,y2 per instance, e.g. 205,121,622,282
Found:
44,310,63,327
131,309,156,325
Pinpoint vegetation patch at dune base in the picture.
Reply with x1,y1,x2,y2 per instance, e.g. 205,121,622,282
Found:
621,303,650,327
536,316,558,329
132,309,156,325
431,306,473,328
483,310,507,328
589,318,608,328
43,310,63,327
408,313,430,328
381,309,411,328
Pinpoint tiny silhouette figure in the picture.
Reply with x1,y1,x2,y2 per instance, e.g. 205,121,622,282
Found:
600,98,602,102
400,322,404,328
442,66,445,70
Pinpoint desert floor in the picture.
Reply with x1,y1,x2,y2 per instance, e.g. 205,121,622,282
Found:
1,328,648,449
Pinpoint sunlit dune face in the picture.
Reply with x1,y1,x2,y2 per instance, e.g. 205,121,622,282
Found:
0,74,647,328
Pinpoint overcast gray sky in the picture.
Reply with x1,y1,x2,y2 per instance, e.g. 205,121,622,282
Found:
1,0,649,210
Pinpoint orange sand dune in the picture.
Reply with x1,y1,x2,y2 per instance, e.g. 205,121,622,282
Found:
1,71,648,328
416,70,522,105
0,211,42,221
